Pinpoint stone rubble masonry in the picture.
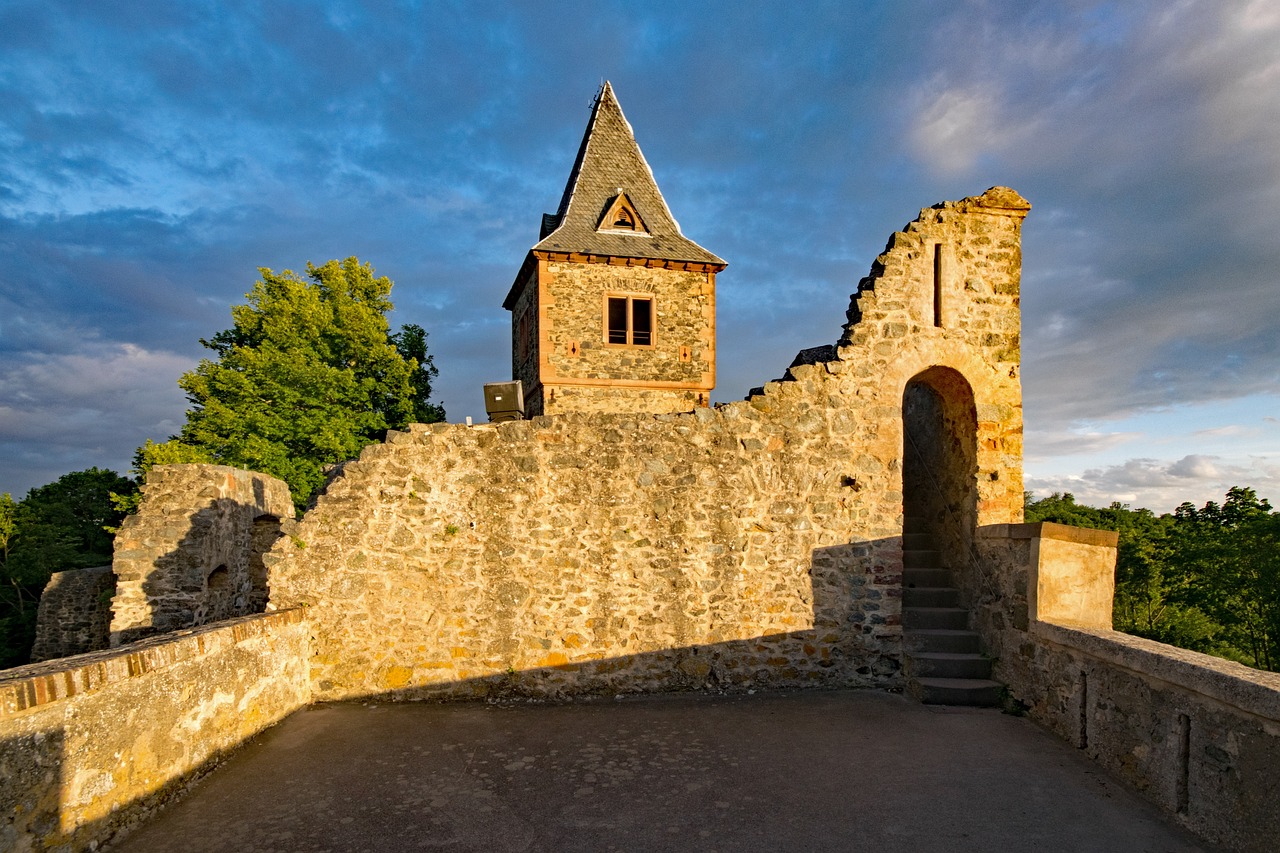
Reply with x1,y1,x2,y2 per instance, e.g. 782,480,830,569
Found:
110,465,294,648
29,566,116,662
265,187,1030,702
0,609,310,853
514,258,717,417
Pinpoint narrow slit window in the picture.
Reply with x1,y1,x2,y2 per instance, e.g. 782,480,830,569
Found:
605,295,654,346
933,243,944,328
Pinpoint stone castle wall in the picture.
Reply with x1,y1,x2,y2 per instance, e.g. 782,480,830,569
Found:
266,188,1030,702
110,465,294,646
29,566,116,662
509,267,540,411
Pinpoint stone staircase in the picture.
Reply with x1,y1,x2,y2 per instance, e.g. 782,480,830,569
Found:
901,519,1003,706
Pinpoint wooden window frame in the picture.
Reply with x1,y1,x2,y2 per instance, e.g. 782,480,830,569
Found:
603,292,656,348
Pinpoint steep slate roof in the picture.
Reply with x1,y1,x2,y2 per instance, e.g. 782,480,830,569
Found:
532,82,724,267
503,82,725,310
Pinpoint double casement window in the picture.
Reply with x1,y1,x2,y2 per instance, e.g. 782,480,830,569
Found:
605,294,654,346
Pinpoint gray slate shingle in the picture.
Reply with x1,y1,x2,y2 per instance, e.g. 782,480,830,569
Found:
531,82,724,267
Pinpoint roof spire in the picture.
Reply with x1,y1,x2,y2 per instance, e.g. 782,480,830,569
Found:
532,81,723,267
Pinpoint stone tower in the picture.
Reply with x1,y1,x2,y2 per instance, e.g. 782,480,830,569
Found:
503,82,726,417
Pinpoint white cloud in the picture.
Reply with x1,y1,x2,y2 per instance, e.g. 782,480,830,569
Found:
909,84,1000,176
1024,428,1141,462
1027,453,1280,513
1192,424,1257,438
0,343,192,493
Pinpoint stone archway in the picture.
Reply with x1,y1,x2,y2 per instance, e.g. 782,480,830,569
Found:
902,367,978,567
249,514,283,612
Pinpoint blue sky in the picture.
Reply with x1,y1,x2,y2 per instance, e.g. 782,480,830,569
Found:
1,1,1277,512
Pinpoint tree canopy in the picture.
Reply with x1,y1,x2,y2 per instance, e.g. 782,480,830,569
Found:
148,257,444,508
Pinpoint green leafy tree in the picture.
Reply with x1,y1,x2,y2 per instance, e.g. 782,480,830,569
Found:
149,257,445,509
1171,488,1279,670
1026,492,1216,652
0,469,135,667
392,323,446,424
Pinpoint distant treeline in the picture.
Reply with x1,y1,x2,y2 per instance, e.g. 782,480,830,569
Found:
1027,487,1280,672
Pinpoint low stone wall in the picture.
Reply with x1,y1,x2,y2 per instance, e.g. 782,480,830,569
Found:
975,522,1280,852
968,522,1115,675
30,566,116,662
1022,623,1280,853
0,609,310,852
268,409,908,702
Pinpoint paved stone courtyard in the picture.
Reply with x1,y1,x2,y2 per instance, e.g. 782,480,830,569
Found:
111,690,1214,852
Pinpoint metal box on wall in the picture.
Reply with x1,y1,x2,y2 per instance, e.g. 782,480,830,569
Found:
484,381,525,422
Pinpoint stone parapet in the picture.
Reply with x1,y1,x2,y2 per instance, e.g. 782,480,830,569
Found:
1024,623,1280,853
974,520,1278,851
0,609,310,852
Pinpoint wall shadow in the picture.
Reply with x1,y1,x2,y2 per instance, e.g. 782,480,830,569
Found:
1,726,66,847
1,712,279,851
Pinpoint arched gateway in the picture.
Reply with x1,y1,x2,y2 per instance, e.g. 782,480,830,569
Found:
902,366,979,565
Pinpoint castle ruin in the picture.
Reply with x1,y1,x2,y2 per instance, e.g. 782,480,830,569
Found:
4,83,1279,853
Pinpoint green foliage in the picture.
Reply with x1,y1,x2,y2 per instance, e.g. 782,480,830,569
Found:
392,323,446,425
0,469,135,668
1169,488,1279,670
1026,487,1280,671
145,257,444,510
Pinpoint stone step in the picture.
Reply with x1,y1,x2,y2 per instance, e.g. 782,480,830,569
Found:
903,628,981,654
902,586,960,608
902,532,933,550
902,606,969,630
909,677,1004,707
898,522,1006,708
903,549,942,569
904,651,992,680
903,568,952,588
